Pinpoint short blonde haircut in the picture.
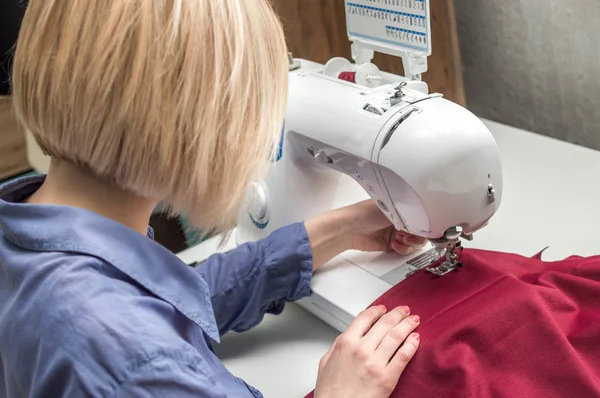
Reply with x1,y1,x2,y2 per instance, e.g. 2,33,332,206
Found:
12,0,288,233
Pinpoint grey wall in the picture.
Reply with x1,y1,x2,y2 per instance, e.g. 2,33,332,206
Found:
454,1,600,149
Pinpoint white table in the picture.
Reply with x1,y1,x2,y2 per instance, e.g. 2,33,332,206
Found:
177,119,600,397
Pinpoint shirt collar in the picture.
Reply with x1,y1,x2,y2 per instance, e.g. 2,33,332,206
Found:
0,176,220,342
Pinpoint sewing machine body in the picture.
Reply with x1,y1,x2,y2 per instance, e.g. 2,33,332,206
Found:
231,59,502,331
237,59,502,244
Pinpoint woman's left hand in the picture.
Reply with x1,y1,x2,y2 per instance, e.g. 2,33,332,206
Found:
305,200,428,271
341,200,428,255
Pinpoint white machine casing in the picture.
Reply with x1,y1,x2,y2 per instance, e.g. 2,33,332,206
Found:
238,59,502,243
234,58,503,331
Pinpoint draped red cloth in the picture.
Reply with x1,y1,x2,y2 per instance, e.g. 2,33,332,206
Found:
305,249,600,397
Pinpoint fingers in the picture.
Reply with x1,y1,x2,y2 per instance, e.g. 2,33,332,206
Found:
322,303,421,395
391,231,428,255
375,314,421,364
398,231,428,247
344,305,387,339
387,332,420,376
362,306,411,351
391,240,416,255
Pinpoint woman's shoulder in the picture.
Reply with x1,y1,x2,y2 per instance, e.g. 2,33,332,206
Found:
1,248,197,342
0,250,212,395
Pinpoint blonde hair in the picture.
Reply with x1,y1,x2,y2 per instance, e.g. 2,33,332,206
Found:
12,0,288,233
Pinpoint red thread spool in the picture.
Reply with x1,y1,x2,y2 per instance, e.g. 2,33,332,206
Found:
338,71,357,83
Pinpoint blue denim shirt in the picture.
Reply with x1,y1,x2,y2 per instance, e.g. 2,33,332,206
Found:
0,176,313,397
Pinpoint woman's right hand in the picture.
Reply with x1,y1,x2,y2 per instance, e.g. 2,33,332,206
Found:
314,305,420,398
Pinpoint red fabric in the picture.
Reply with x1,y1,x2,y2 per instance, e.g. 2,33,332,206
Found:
305,249,600,397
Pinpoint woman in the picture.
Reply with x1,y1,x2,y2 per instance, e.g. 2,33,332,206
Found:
0,1,426,397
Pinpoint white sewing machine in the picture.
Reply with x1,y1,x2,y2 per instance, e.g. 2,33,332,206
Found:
190,0,503,332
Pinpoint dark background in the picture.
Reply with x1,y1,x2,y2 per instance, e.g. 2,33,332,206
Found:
0,0,27,95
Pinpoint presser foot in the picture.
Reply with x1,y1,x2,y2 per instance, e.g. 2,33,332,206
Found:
426,240,463,277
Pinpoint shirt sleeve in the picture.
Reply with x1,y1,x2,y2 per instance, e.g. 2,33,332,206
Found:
113,356,230,398
195,222,313,335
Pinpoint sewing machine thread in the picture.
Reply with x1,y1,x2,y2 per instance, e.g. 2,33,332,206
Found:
338,71,357,83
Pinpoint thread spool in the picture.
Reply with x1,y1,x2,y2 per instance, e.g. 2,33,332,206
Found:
338,71,357,83
323,58,382,88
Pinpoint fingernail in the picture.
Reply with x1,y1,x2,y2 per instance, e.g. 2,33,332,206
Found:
410,315,420,324
413,333,420,341
399,305,410,314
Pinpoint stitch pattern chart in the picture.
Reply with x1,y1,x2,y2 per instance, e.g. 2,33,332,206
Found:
346,0,430,54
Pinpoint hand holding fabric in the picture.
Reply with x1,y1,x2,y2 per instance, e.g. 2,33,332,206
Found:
305,200,428,270
314,305,420,398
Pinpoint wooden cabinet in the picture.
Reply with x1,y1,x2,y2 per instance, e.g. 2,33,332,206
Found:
271,0,465,105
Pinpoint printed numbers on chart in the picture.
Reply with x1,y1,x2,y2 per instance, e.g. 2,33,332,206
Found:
360,0,426,11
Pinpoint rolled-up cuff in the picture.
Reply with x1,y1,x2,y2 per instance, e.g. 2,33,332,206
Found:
262,222,313,308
